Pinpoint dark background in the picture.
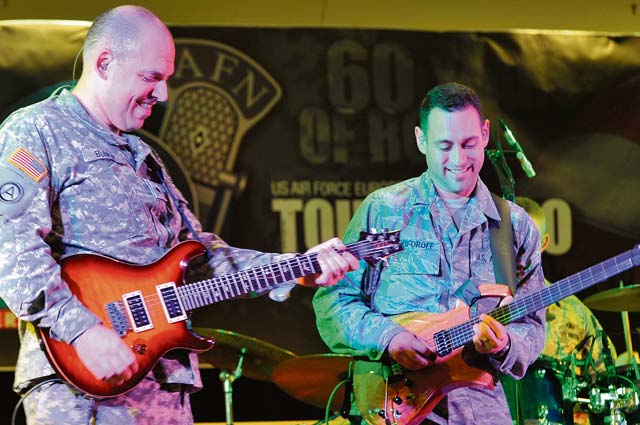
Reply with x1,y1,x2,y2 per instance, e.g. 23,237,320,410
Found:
1,23,639,422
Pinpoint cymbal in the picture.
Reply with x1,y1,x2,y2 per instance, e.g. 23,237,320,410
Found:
272,353,352,411
194,328,296,382
583,285,640,312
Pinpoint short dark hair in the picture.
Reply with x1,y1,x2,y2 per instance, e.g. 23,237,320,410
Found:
418,82,482,130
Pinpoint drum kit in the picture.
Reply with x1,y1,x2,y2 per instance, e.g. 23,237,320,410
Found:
502,283,640,425
195,284,640,425
194,327,353,425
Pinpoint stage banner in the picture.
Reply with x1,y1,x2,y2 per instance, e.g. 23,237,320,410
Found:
1,22,638,355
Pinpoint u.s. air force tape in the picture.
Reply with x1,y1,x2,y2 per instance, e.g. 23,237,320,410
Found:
0,163,38,219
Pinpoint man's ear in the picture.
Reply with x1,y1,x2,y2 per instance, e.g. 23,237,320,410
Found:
541,232,550,253
481,119,490,148
96,51,113,79
415,126,427,154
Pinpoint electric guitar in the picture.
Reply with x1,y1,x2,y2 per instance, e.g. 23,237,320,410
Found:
353,245,640,425
39,230,402,398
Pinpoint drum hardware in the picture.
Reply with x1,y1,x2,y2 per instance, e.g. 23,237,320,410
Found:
195,327,296,382
194,328,297,425
219,347,245,425
559,353,589,404
588,385,640,425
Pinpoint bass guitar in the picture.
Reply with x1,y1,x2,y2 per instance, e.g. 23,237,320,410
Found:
354,245,640,425
39,230,402,398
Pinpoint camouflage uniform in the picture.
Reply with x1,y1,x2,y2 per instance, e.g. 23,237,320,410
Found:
313,173,546,424
542,294,616,373
0,90,291,424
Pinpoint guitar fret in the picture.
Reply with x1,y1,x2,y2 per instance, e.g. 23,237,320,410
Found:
202,280,214,305
244,271,256,292
182,287,194,310
231,274,241,295
250,269,262,291
304,255,315,274
276,262,285,283
295,256,304,277
213,283,222,302
221,280,232,299
285,260,295,281
226,278,237,298
265,264,276,286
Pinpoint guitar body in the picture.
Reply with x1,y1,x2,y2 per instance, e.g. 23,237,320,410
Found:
354,284,510,425
39,240,214,398
36,230,404,398
354,306,494,425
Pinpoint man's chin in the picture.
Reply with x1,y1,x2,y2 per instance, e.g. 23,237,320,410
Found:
121,119,145,133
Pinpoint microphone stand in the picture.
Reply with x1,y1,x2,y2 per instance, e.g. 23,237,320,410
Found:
486,127,516,202
486,127,522,424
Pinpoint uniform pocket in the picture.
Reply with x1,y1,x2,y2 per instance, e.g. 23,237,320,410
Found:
387,239,441,275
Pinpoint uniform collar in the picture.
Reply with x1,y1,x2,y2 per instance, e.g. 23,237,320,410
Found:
58,89,130,147
415,171,502,222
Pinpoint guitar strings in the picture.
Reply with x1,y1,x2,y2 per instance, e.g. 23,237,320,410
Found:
427,255,632,353
114,239,397,313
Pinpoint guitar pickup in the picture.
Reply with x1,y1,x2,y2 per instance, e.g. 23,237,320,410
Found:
122,290,154,333
157,282,188,323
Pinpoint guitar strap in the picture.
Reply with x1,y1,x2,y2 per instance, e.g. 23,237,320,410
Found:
490,193,525,425
489,193,516,295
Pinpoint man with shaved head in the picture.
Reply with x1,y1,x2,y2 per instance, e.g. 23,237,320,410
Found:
0,5,357,423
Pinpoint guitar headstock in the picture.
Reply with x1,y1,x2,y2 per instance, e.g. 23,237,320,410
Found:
356,229,403,265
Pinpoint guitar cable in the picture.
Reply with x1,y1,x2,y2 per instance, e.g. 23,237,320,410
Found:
11,377,73,425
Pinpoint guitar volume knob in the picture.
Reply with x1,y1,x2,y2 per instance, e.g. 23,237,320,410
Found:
132,339,147,355
393,396,403,405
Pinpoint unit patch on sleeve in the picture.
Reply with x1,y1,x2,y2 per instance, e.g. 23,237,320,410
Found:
0,164,38,219
8,147,48,182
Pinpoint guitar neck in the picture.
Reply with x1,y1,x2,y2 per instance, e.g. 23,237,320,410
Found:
434,247,639,356
177,239,377,311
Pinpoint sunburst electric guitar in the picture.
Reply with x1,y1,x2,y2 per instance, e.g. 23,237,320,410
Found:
354,245,640,425
39,230,402,398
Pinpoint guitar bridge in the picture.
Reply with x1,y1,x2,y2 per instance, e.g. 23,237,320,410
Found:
106,301,131,337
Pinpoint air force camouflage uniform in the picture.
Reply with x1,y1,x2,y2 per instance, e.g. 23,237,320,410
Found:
313,173,546,424
0,90,292,424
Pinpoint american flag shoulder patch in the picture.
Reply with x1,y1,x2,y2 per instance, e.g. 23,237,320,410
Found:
8,147,48,182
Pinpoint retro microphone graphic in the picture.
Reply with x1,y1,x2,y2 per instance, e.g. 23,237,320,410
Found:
498,119,536,178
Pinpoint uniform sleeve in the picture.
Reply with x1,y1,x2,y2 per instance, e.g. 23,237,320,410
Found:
488,206,547,378
312,193,406,360
0,114,100,344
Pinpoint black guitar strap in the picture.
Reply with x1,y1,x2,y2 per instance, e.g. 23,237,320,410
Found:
489,193,516,295
490,194,527,425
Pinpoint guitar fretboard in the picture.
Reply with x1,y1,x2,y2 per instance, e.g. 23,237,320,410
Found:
176,236,399,311
434,246,639,356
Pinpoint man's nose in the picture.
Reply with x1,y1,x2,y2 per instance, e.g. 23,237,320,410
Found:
153,81,168,102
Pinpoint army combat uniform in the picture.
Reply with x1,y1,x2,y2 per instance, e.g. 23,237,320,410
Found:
0,90,292,424
313,173,546,424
